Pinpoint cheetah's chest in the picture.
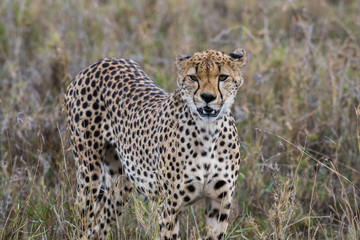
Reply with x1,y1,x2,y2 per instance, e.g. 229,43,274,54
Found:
179,123,233,201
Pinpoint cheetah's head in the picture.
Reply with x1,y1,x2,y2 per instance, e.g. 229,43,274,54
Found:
176,48,247,122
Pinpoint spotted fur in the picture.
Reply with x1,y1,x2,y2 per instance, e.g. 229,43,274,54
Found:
64,48,246,239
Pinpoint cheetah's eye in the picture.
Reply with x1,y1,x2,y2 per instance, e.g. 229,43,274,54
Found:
188,75,198,81
218,75,229,81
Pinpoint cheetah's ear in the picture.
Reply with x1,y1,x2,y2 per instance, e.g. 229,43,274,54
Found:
229,48,246,66
175,54,191,70
176,54,191,62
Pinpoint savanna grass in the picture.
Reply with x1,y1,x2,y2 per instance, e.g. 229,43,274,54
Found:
0,0,359,239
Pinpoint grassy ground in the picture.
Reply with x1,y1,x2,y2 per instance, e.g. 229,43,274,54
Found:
0,0,359,239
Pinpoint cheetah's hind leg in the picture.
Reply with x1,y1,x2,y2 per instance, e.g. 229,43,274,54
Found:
102,142,134,233
73,139,133,239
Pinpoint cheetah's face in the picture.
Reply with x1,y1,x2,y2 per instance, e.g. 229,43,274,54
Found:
176,48,247,121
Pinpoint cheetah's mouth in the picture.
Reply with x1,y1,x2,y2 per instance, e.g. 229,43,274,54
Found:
197,106,221,118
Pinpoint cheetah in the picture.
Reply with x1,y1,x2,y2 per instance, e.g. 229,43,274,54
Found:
64,48,247,240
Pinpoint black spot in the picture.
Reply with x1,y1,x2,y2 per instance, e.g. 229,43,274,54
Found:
93,102,99,110
78,144,84,151
89,163,94,171
82,120,89,128
92,174,98,181
84,131,91,139
74,114,79,123
209,209,219,218
187,185,195,192
94,116,102,123
96,185,105,202
217,191,227,199
204,163,210,170
219,214,228,222
166,222,174,231
184,196,191,202
217,233,224,240
214,180,226,190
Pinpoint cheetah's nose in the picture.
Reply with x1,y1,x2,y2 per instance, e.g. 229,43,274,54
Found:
200,93,216,103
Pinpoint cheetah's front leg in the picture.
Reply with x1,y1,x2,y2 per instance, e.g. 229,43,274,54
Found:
158,203,181,240
205,195,232,240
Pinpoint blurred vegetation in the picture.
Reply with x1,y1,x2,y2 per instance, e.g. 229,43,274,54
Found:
0,0,359,239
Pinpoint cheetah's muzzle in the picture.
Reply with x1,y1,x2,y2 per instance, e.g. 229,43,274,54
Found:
197,105,221,118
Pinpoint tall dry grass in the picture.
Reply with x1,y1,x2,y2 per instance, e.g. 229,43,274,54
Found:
0,0,359,239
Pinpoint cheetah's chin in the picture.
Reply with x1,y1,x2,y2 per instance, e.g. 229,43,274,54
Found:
197,105,221,118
